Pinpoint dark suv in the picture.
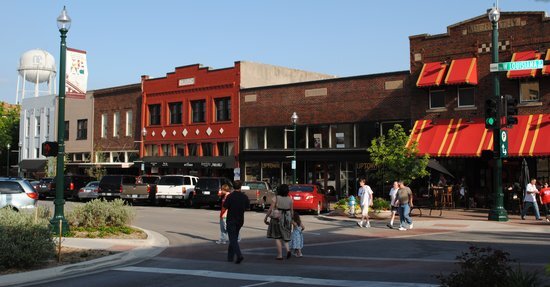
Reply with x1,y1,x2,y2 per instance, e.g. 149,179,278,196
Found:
98,175,136,199
48,175,94,200
191,177,233,208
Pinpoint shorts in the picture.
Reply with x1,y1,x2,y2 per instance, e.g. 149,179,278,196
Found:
361,205,369,216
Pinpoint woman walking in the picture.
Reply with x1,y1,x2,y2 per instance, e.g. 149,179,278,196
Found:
264,184,294,260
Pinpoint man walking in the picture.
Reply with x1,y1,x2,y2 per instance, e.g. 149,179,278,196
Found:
521,178,541,221
397,180,414,231
357,178,373,228
223,180,250,263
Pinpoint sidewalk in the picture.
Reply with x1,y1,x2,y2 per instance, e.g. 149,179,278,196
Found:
0,228,169,287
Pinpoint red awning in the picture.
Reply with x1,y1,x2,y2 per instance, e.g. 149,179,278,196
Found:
507,51,541,79
444,58,478,85
408,114,550,157
543,49,550,76
416,62,448,87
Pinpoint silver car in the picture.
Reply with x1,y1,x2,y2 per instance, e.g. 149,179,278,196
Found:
77,180,100,200
0,178,38,211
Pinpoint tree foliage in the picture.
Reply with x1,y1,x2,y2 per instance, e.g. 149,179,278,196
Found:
367,124,429,184
0,103,20,151
85,144,106,180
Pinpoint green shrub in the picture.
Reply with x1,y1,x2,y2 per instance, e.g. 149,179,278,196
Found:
371,197,390,212
0,209,55,269
334,197,361,213
436,245,544,287
67,198,135,228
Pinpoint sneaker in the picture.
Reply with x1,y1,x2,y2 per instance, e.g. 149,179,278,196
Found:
357,222,363,228
398,227,407,231
409,223,414,230
521,216,525,220
386,224,393,229
365,222,371,228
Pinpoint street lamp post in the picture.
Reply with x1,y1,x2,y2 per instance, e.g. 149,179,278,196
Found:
291,112,298,184
487,6,508,222
17,142,22,177
50,6,71,234
6,143,10,176
141,127,147,174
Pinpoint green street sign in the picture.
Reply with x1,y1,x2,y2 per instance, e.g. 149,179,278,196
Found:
500,130,508,158
490,60,543,72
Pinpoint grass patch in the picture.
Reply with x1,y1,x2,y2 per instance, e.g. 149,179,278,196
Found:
68,225,146,239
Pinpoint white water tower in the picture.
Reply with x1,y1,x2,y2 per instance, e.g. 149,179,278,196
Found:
16,49,56,103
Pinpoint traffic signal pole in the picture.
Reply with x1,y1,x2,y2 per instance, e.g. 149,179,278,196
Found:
488,14,508,222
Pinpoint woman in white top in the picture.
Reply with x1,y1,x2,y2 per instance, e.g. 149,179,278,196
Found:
387,181,399,229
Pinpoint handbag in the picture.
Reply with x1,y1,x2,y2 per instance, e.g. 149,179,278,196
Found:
269,196,281,219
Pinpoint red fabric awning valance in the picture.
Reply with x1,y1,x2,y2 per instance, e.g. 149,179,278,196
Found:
407,114,550,157
444,58,478,85
416,62,448,87
542,49,550,76
507,51,541,79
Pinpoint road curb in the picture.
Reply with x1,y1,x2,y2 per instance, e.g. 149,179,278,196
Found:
0,228,169,287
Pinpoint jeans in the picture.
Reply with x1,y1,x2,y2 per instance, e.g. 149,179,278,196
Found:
521,201,540,219
226,220,243,261
219,218,228,242
399,203,412,227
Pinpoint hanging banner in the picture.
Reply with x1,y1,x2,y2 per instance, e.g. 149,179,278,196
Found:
66,47,88,99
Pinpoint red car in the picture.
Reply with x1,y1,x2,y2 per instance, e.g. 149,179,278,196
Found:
289,184,330,215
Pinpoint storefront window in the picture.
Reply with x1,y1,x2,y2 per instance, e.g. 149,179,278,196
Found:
202,143,213,156
458,87,475,107
262,162,281,188
429,89,445,109
188,143,198,156
245,161,260,181
537,158,549,184
330,124,354,148
176,144,185,156
245,127,264,149
356,122,376,148
266,126,284,149
217,142,234,156
519,80,539,102
161,144,171,156
308,125,330,148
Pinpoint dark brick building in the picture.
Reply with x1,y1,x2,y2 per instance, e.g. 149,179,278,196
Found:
240,72,411,197
93,83,142,174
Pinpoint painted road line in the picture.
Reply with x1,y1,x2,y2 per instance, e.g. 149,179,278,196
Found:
240,281,275,287
114,266,438,287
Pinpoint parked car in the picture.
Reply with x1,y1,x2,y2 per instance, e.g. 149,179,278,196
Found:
121,175,160,205
156,175,198,206
0,177,38,211
49,175,95,200
97,175,136,200
288,184,330,215
191,177,233,208
38,177,54,199
242,181,275,210
77,180,100,201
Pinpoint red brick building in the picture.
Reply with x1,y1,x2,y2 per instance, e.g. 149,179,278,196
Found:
408,11,550,208
240,72,411,196
93,83,142,174
140,62,334,177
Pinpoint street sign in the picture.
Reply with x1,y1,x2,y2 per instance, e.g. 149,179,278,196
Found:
490,60,543,72
500,130,508,158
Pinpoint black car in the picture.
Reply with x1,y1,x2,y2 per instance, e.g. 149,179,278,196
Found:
191,177,233,208
37,177,54,199
98,175,136,199
48,175,95,200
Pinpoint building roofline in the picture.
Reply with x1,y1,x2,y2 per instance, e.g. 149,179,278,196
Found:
93,83,141,96
240,70,409,92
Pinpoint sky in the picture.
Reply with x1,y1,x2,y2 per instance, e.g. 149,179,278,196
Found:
0,0,548,104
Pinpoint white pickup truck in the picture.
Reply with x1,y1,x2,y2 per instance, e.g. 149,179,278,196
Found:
155,175,198,207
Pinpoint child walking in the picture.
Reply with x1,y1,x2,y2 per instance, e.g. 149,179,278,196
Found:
290,212,305,257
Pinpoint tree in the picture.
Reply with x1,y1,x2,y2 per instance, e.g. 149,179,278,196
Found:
85,145,106,180
0,103,20,176
367,124,429,185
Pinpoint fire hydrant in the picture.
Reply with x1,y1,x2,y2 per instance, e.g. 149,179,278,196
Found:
348,195,356,217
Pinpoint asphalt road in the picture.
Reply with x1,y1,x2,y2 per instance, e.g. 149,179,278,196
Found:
30,201,550,287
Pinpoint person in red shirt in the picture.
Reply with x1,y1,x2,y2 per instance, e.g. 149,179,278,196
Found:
540,182,550,222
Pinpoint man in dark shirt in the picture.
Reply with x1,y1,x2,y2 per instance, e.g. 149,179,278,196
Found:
223,180,249,264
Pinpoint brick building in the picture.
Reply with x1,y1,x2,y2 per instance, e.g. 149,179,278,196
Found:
140,62,334,178
93,83,142,174
240,72,411,197
408,11,550,208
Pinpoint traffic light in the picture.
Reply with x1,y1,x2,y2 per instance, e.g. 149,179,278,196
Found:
505,95,518,126
485,98,498,129
41,141,58,157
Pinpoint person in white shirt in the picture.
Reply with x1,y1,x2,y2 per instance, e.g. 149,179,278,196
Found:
357,178,373,228
387,181,399,229
521,178,541,221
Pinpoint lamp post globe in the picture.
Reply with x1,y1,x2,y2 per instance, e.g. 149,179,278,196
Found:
488,7,500,23
291,112,298,184
51,6,72,234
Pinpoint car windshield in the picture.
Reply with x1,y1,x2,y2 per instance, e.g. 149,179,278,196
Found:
87,181,99,187
158,176,184,185
289,185,314,192
244,182,267,190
